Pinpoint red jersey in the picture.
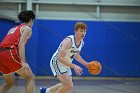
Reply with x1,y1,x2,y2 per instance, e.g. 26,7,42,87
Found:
0,24,28,49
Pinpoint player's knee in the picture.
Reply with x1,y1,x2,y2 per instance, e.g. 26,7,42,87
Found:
64,83,73,91
25,73,35,80
5,79,14,87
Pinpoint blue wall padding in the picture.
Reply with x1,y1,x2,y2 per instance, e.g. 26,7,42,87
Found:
0,19,140,77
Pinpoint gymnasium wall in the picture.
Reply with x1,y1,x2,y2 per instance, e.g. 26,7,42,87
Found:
0,19,140,77
0,19,18,42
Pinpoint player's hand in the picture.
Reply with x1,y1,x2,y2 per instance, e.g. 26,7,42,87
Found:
73,64,83,76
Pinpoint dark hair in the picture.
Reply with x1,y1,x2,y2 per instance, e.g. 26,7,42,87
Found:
18,10,35,23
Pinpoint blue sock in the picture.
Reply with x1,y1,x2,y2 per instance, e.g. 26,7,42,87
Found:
40,87,47,93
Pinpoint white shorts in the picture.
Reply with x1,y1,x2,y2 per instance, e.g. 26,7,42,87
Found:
50,58,72,77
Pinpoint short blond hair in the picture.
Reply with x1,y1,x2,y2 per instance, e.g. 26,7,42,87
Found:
75,22,87,31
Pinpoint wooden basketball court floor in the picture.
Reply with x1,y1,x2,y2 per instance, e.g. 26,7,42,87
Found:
0,76,140,93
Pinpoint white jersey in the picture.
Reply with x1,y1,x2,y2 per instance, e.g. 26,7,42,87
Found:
51,35,84,63
50,35,84,76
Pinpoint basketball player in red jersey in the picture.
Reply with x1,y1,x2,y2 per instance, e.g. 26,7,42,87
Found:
0,11,35,93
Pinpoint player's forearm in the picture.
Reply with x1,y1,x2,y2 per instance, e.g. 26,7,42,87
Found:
18,44,26,63
78,59,88,67
59,57,75,68
75,55,88,67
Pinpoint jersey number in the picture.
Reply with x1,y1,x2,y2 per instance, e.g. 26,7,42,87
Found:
7,27,17,35
70,54,75,60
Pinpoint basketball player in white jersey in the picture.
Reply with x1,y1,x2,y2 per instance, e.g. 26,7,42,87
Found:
40,22,89,93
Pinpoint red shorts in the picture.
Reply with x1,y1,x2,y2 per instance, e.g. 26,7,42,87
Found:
0,49,22,75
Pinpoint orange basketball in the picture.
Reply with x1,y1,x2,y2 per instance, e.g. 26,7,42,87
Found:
88,61,102,75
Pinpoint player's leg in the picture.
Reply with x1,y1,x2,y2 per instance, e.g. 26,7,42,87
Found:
16,67,35,93
43,83,62,93
45,73,73,93
40,59,73,93
49,68,72,93
56,73,73,93
7,49,35,93
40,60,63,93
0,50,15,93
0,73,15,93
41,59,63,93
40,83,62,93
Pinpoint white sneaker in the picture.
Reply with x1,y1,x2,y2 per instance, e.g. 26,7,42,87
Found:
46,88,52,93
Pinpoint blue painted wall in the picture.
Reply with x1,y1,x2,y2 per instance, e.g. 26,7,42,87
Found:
0,19,18,42
0,19,140,77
